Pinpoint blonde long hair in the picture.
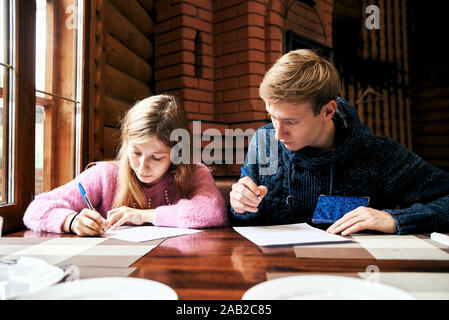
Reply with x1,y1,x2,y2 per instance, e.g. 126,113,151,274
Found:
113,94,194,209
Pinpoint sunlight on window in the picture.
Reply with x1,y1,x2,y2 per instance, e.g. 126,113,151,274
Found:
0,8,2,201
35,0,46,194
36,0,46,96
0,70,4,203
33,0,83,194
1,0,8,203
35,105,44,194
0,1,4,67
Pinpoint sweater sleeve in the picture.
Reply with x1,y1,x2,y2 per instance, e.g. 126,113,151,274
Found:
23,163,118,233
152,164,228,228
229,130,266,225
379,141,449,234
230,127,272,226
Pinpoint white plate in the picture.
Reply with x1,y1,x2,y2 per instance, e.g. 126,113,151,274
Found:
242,275,415,300
20,277,178,300
0,256,65,300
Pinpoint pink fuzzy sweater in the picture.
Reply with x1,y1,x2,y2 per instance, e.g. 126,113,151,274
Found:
23,162,228,233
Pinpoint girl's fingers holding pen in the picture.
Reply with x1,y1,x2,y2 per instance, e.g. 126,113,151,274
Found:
81,208,107,231
72,215,102,236
78,222,100,236
78,209,106,233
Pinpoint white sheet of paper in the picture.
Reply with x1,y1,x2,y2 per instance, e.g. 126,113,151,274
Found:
104,225,203,242
233,223,349,247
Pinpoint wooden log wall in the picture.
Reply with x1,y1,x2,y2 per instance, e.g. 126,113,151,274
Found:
87,0,154,162
336,0,412,151
408,2,449,172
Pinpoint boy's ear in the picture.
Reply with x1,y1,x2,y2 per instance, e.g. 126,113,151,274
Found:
321,100,337,121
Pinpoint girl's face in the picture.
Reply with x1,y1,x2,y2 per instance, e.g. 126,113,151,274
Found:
127,136,172,186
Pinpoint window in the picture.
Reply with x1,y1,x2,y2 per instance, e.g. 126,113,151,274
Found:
284,30,332,60
35,0,83,194
0,0,83,234
0,1,10,203
0,0,36,233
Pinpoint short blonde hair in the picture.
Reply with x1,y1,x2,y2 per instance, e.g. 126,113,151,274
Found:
259,49,341,115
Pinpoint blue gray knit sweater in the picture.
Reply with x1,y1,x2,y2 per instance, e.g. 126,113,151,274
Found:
230,97,449,235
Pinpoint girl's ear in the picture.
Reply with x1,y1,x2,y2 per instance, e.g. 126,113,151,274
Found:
322,100,337,121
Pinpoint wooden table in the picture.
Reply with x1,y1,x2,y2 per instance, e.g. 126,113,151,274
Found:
6,228,449,300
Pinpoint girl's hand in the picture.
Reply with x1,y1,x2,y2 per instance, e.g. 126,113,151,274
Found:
65,209,108,236
106,206,155,231
326,207,397,236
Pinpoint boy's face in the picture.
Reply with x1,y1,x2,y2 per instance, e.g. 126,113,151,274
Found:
127,136,172,186
266,100,334,151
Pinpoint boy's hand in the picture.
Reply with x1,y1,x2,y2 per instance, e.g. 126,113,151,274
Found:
230,176,268,214
327,207,397,235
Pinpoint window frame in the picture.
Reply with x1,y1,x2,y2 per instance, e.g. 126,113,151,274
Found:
0,0,88,234
38,0,81,193
284,30,333,60
0,0,36,234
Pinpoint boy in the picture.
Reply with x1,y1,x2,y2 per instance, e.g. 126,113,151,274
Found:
230,49,449,235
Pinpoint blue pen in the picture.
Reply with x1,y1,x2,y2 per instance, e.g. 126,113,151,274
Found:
240,167,262,201
78,182,94,210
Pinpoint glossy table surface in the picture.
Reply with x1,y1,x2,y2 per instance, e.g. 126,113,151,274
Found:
7,228,449,300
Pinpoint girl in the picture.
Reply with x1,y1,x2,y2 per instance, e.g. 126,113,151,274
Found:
23,94,228,236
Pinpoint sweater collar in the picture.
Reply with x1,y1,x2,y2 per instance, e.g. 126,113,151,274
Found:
139,172,173,192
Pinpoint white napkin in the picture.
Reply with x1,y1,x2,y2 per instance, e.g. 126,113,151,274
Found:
0,256,64,300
